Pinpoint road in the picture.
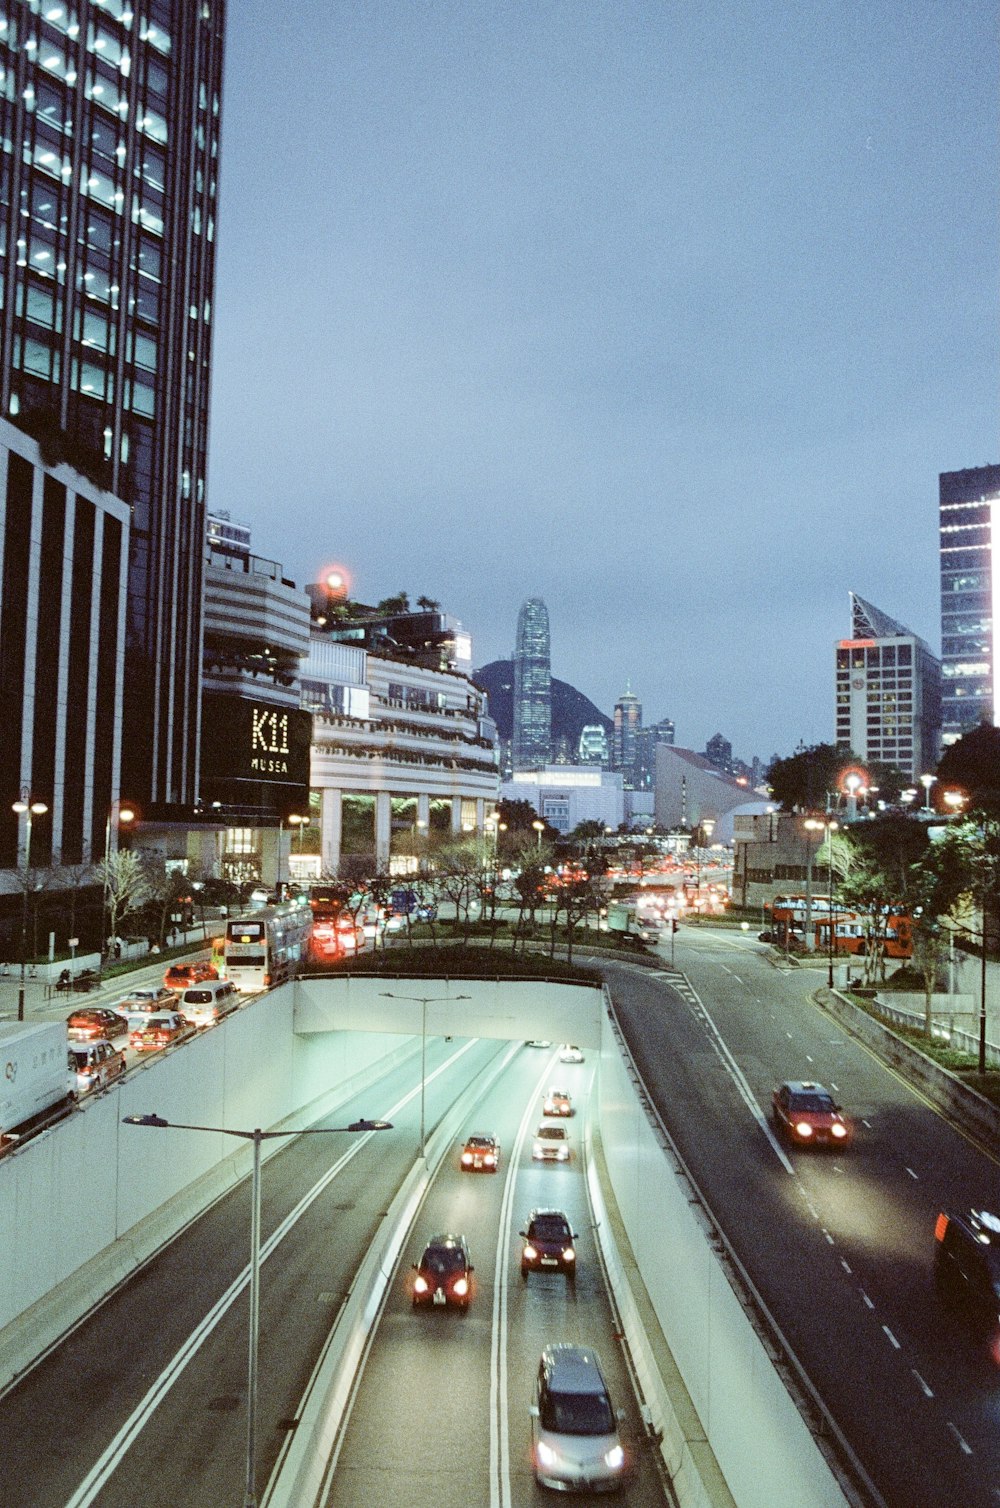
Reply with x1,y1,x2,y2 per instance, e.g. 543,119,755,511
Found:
607,925,1000,1508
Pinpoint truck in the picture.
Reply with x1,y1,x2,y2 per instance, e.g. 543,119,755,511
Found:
0,1021,74,1143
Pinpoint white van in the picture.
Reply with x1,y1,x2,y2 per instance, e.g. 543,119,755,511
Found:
179,979,239,1029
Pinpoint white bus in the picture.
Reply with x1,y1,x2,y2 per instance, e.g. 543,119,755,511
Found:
223,902,312,992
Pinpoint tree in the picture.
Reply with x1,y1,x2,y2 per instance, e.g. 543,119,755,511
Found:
433,840,483,944
935,724,1000,815
908,821,985,1035
95,850,150,951
766,743,858,812
415,595,440,611
376,591,410,615
549,872,607,964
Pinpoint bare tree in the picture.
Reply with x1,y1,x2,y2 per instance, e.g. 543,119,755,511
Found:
95,849,150,953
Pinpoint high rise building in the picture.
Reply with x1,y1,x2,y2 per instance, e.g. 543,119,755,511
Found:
704,733,733,774
835,593,941,780
578,723,609,765
940,465,1000,744
512,597,551,770
0,3,226,812
633,716,674,790
611,685,641,784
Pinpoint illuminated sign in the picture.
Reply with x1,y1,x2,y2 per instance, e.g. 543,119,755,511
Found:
201,693,312,796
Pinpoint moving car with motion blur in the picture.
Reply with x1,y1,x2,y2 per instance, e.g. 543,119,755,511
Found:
66,1007,129,1043
68,1039,126,1094
530,1344,627,1491
543,1087,573,1117
129,1010,196,1052
934,1208,1000,1352
460,1133,500,1172
771,1081,853,1149
533,1121,570,1163
520,1209,578,1285
411,1233,474,1311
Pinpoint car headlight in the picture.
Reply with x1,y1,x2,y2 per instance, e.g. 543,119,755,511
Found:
453,1277,469,1297
461,1153,473,1165
831,1122,848,1138
604,1445,625,1470
537,1441,559,1468
794,1121,813,1137
562,1246,575,1262
558,1147,569,1159
485,1154,496,1165
414,1275,428,1294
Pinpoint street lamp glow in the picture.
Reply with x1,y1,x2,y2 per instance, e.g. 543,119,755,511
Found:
532,819,545,850
920,773,936,811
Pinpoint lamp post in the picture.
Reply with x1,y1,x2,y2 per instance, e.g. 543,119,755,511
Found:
102,800,136,960
380,991,469,1155
532,819,545,851
12,790,48,1021
805,818,838,984
122,1112,392,1508
920,773,936,813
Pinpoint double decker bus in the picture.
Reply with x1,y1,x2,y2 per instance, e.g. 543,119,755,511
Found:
223,900,312,992
767,895,913,958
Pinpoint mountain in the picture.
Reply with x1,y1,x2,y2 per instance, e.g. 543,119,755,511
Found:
473,659,612,748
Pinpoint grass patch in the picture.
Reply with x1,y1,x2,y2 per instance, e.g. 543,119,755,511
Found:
845,992,1000,1109
300,941,602,985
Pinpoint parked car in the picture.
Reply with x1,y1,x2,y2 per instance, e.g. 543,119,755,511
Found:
68,1039,126,1094
533,1122,570,1163
179,979,239,1028
530,1344,627,1490
460,1133,501,1172
543,1087,573,1117
771,1081,853,1149
520,1209,578,1284
559,1045,584,1065
411,1233,474,1311
129,1011,195,1052
164,960,218,993
66,1007,129,1043
525,1040,552,1049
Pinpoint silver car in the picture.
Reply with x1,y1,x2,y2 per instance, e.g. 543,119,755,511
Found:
530,1345,626,1491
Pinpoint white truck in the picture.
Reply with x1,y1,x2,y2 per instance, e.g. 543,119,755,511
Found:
0,1021,73,1141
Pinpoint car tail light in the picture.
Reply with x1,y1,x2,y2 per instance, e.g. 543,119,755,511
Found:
414,1275,428,1295
523,1244,538,1261
452,1277,469,1297
794,1121,813,1137
935,1212,949,1243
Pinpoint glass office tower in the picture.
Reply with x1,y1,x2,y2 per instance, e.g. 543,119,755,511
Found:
0,1,225,810
939,465,1000,744
512,597,551,770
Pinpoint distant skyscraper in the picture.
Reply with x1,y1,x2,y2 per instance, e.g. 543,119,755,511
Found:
0,4,226,811
578,724,609,765
634,717,674,790
611,685,642,785
940,465,1000,743
835,593,941,780
704,734,733,773
512,598,551,769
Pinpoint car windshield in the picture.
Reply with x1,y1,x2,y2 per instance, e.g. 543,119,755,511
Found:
530,1217,570,1241
547,1090,568,1100
791,1092,835,1113
467,1138,492,1149
537,1127,565,1140
542,1390,614,1436
422,1246,466,1275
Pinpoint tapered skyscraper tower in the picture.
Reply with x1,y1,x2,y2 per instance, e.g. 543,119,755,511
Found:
0,2,226,812
512,597,551,770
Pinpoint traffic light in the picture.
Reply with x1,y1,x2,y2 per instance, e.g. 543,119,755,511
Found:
671,919,679,933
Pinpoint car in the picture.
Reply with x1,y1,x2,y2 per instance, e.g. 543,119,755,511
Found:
415,903,437,923
533,1121,571,1163
543,1087,573,1117
163,960,218,993
68,1039,127,1094
559,1045,584,1065
934,1208,1000,1348
411,1233,474,1311
771,1081,853,1148
129,1010,196,1052
520,1209,578,1284
178,979,239,1028
460,1133,500,1172
525,1039,552,1049
530,1344,626,1491
113,987,179,1029
66,1007,130,1043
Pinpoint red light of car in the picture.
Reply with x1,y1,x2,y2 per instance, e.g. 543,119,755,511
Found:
935,1212,949,1243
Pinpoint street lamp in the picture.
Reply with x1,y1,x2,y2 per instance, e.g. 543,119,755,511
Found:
920,773,936,812
380,991,470,1155
532,819,545,851
805,818,839,985
122,1112,392,1508
102,800,136,960
12,789,48,1022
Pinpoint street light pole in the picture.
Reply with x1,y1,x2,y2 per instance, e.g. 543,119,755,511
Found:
804,817,838,983
532,819,545,852
380,991,470,1155
102,800,135,960
122,1112,392,1508
12,789,48,1022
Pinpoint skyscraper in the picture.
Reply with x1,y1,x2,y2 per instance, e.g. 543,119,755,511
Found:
0,2,226,811
835,593,941,780
512,597,551,770
611,685,641,784
940,465,1000,744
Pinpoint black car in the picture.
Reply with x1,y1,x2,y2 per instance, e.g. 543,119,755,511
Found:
411,1233,474,1311
520,1208,578,1285
934,1208,1000,1347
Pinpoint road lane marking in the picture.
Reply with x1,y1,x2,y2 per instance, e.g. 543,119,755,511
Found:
861,1291,874,1309
905,1167,919,1180
883,1326,901,1349
947,1422,973,1455
912,1370,934,1398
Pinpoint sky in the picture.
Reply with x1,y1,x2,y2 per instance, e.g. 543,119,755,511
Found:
207,1,998,766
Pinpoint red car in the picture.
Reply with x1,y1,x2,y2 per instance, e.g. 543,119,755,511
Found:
67,1007,130,1042
460,1134,500,1172
129,1010,195,1051
772,1081,853,1149
164,960,218,994
542,1087,573,1117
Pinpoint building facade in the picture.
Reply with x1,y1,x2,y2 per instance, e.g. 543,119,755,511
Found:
577,723,609,765
512,597,551,769
835,593,941,780
653,745,754,832
611,685,641,784
633,716,674,790
0,2,226,811
503,765,625,835
0,418,128,880
940,465,1000,744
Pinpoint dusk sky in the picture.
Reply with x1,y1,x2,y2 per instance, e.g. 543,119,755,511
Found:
207,1,998,766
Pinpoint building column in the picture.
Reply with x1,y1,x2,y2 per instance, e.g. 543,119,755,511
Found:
416,792,430,828
451,795,463,834
475,797,486,833
375,790,392,871
320,788,343,876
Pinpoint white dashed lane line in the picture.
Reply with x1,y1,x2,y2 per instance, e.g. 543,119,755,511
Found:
913,1371,934,1398
883,1326,901,1350
947,1422,974,1456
